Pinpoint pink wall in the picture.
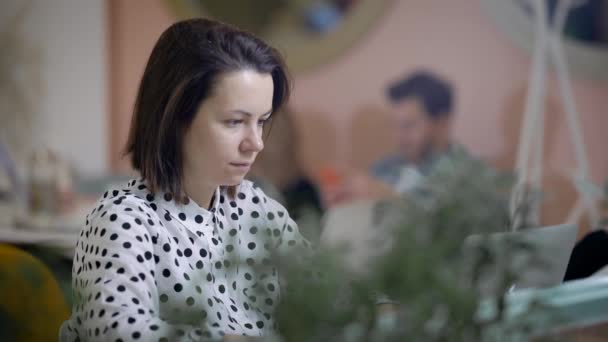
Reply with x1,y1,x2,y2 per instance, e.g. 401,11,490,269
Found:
108,0,175,171
108,0,608,233
290,0,608,172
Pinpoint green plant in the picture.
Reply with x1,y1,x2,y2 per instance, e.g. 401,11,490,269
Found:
268,157,550,341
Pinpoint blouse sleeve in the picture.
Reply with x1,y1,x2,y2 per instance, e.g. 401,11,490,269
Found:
64,199,224,342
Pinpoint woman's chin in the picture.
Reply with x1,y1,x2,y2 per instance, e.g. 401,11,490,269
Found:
223,175,246,186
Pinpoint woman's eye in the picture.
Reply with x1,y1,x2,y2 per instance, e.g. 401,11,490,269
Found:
258,118,268,126
225,119,243,127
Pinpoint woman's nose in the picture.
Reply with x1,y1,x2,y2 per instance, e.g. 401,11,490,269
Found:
242,127,264,152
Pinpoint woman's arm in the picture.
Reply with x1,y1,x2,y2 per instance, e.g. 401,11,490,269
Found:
65,200,224,341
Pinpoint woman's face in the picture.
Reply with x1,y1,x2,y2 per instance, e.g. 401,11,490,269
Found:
183,69,274,187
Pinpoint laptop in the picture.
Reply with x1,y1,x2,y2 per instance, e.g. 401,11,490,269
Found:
463,223,579,297
321,199,579,292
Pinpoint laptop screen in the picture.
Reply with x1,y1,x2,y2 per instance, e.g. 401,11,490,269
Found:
463,223,579,297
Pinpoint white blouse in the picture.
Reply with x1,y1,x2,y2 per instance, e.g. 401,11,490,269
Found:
60,178,310,341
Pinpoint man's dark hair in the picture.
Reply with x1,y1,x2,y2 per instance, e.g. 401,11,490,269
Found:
386,70,453,119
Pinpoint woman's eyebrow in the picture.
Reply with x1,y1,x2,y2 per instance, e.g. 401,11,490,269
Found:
229,108,273,117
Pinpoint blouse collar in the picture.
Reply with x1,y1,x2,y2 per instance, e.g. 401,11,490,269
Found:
129,178,221,228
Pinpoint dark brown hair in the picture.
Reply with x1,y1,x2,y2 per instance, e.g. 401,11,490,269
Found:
386,70,453,119
125,18,291,201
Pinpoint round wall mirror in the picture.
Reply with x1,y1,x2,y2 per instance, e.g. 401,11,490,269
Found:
166,0,393,73
481,0,608,82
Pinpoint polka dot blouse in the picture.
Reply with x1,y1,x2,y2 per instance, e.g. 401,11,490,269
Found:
60,178,311,341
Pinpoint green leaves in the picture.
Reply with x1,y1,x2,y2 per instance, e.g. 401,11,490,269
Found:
273,158,546,341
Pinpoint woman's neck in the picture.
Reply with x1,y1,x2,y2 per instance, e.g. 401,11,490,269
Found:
183,177,217,210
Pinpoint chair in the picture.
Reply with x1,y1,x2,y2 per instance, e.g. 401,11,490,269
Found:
0,243,69,341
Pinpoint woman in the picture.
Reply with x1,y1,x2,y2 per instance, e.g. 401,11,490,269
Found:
60,18,310,341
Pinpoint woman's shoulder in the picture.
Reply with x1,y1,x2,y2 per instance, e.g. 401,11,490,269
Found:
236,182,312,253
217,180,290,226
86,178,160,226
234,179,284,209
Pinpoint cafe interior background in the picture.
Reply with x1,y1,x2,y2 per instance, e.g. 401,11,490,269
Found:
1,0,608,340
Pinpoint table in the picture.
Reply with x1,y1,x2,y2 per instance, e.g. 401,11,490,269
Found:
0,226,77,258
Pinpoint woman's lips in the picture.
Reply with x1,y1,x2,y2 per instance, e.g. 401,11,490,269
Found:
230,162,251,171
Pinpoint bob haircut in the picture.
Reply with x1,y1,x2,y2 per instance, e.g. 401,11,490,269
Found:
125,18,291,202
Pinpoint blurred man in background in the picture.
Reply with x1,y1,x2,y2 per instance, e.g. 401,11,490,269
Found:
329,70,470,204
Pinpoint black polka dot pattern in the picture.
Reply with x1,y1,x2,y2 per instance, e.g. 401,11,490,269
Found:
60,179,310,341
